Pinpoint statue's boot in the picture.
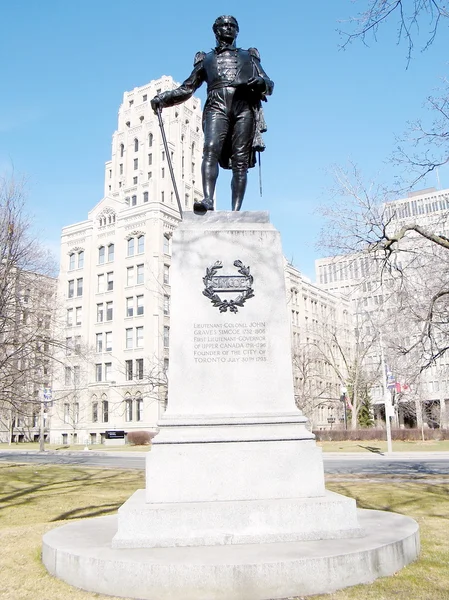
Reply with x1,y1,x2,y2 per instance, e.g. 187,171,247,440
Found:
231,170,247,211
193,197,214,214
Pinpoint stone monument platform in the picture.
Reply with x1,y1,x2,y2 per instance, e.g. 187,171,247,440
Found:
42,212,419,598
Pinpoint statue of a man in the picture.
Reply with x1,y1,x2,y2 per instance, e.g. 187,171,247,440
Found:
151,15,274,213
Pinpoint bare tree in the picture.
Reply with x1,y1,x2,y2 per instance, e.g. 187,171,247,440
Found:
0,173,59,443
319,164,449,369
339,0,449,63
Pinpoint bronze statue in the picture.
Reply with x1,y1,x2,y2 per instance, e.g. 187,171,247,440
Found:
151,15,274,213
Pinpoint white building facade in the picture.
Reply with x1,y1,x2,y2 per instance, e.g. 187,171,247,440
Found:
49,77,203,445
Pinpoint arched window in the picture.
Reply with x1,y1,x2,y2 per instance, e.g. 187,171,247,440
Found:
148,133,153,147
137,235,145,254
127,238,135,257
102,396,109,423
68,253,75,271
91,396,98,423
136,392,143,421
143,191,148,203
98,246,105,264
125,395,133,422
77,250,84,268
107,243,114,262
134,138,139,152
131,195,137,206
120,143,124,157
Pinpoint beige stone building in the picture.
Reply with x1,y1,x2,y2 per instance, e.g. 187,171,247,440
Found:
49,77,203,445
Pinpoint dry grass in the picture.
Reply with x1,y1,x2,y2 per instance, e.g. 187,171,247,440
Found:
1,463,449,599
318,439,449,453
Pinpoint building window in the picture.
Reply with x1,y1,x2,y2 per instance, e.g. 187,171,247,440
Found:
76,278,83,297
127,238,135,256
97,303,104,323
68,280,74,298
96,333,103,353
95,363,102,382
137,235,145,254
64,403,70,423
136,396,143,421
185,193,189,208
143,191,148,203
161,151,165,162
120,143,124,157
102,399,109,423
161,168,165,178
164,295,170,315
136,264,144,284
97,274,105,293
131,195,137,206
133,176,138,185
66,308,73,326
105,332,112,352
163,235,170,255
105,362,112,382
127,266,134,286
69,253,75,270
78,251,84,268
134,158,138,170
92,401,98,423
75,335,81,354
161,191,164,203
163,265,169,284
120,163,123,175
75,306,82,326
149,133,153,147
126,360,133,380
148,171,152,180
148,153,152,165
136,358,144,380
136,294,144,316
164,326,170,348
170,191,174,203
73,366,80,386
108,243,114,262
125,398,133,422
98,246,105,264
107,272,114,291
143,94,147,101
126,297,133,317
136,326,144,348
106,301,113,321
65,366,72,386
126,328,133,349
134,138,139,152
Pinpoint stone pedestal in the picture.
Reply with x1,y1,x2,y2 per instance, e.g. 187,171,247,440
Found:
112,212,360,548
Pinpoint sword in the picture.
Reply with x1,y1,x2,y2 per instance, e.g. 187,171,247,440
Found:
155,107,183,219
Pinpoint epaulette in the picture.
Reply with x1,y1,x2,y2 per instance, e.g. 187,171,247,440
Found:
248,47,260,60
194,51,206,66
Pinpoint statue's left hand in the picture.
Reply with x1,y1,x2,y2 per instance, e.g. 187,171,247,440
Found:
247,77,266,93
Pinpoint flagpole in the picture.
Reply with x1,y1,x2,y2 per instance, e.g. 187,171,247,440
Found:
380,334,393,454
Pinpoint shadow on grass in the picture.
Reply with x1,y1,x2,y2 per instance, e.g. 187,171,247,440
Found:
357,444,384,455
0,464,143,522
51,502,123,521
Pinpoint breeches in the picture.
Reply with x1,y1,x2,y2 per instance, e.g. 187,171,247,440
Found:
203,87,255,172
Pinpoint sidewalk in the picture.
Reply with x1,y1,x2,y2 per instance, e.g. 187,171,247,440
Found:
1,446,449,460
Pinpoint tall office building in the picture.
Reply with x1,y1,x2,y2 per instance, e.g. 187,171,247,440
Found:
49,77,203,444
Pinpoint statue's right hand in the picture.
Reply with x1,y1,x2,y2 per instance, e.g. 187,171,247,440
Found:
150,96,162,114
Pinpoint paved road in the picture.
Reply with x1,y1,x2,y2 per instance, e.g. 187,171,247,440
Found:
1,450,449,476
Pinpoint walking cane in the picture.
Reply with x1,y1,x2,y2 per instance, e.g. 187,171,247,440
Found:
156,107,183,219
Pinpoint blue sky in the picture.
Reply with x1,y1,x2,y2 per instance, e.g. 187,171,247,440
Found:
1,1,448,279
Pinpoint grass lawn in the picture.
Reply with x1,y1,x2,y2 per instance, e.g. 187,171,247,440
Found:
317,439,449,453
1,463,449,599
0,442,151,452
